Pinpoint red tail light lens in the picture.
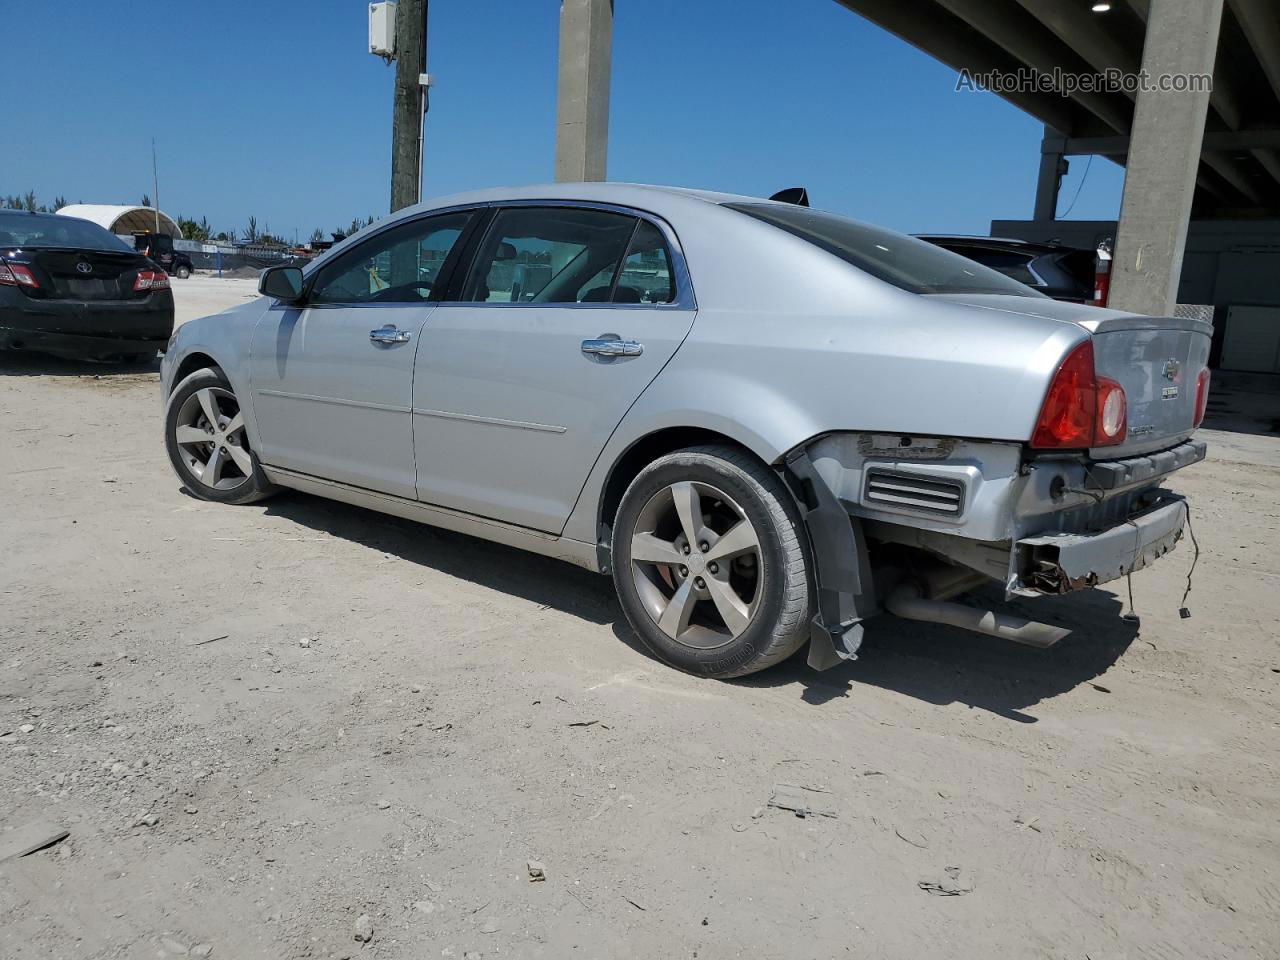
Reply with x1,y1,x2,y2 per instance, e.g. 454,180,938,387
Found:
1095,378,1127,444
1093,258,1111,307
1194,368,1210,427
133,270,170,291
1,261,39,288
1031,340,1127,449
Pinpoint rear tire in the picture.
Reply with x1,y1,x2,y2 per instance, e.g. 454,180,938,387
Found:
611,445,811,679
175,265,191,279
165,367,277,505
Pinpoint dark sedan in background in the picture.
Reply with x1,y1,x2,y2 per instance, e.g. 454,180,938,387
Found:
0,210,174,362
916,234,1100,303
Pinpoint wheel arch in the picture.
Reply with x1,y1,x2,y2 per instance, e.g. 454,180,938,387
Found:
595,426,764,550
170,352,221,393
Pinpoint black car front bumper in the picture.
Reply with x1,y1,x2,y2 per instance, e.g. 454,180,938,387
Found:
0,288,174,360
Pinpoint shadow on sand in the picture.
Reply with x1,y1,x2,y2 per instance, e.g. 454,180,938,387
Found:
262,489,1139,723
0,351,157,378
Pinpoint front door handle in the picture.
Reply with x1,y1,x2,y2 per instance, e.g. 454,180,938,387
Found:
370,325,412,344
581,338,643,358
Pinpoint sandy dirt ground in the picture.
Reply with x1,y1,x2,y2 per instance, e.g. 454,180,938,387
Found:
2,275,1279,959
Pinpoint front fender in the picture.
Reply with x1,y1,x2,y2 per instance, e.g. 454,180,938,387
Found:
161,298,270,450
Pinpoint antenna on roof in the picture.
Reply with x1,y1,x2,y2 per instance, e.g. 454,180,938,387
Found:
769,187,809,207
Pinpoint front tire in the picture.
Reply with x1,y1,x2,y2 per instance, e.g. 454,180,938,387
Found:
164,367,276,504
612,445,811,679
175,265,191,279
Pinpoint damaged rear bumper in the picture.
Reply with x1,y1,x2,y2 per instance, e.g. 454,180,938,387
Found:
1014,493,1187,594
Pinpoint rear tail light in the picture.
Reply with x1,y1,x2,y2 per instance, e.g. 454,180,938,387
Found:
1194,368,1211,427
1096,378,1127,444
0,261,39,288
133,270,170,291
1093,257,1111,307
1031,340,1127,449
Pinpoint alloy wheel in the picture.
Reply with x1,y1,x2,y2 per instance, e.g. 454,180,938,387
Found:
629,480,763,649
173,386,253,490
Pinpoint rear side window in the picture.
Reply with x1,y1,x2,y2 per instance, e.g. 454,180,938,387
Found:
725,203,1045,298
958,248,1039,286
1057,249,1098,289
615,221,675,304
463,206,637,304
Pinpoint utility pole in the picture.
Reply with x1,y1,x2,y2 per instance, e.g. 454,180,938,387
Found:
555,0,613,182
151,138,161,233
390,0,429,213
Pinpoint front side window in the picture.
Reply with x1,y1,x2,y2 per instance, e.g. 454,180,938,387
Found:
463,207,637,304
725,203,1045,298
309,211,471,305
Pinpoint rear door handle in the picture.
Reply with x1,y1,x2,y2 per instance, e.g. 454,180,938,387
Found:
370,325,411,344
581,338,643,358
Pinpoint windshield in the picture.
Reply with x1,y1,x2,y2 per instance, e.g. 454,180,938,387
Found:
725,202,1045,298
0,211,135,252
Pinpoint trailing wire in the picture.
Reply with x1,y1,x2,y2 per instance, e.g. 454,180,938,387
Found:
1057,154,1094,219
1179,501,1201,617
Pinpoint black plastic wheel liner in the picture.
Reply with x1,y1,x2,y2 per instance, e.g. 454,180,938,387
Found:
780,447,878,671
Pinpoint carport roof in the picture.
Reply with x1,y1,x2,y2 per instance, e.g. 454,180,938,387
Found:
56,204,183,239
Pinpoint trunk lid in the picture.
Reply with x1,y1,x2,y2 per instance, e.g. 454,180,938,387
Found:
1085,314,1211,458
23,249,151,301
928,293,1213,458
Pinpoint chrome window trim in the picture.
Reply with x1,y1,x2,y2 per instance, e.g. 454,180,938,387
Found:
438,199,697,311
294,198,696,312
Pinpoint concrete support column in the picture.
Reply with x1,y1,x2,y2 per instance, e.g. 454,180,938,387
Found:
1109,0,1224,315
1034,127,1067,221
555,0,613,182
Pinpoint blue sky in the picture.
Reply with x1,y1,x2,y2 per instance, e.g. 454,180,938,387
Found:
3,0,1125,240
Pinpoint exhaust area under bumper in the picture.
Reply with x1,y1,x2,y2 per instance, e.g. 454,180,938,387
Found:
1015,493,1188,594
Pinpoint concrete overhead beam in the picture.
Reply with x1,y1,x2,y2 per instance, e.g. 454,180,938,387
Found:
932,0,1132,133
555,0,613,183
834,0,1079,134
1254,148,1280,187
1203,153,1265,203
1048,128,1280,156
1228,0,1280,104
1110,0,1225,316
1011,0,1140,77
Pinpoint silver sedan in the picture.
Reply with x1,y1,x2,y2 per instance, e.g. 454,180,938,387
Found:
161,183,1210,678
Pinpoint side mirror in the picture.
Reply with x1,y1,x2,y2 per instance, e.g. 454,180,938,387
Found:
259,265,304,301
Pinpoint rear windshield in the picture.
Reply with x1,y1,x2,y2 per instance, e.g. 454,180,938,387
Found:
725,203,1046,298
0,211,134,252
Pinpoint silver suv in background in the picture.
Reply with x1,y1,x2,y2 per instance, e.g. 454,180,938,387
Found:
161,183,1209,679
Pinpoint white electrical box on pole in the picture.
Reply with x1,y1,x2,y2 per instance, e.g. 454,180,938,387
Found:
369,2,396,61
